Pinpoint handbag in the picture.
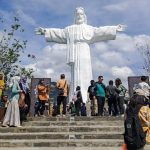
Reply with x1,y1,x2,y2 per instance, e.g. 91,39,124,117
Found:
58,80,66,96
18,92,25,107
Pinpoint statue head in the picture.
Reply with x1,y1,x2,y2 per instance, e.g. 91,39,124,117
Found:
74,7,87,25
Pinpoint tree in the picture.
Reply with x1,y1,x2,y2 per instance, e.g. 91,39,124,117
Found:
0,16,27,79
136,39,150,76
20,67,34,79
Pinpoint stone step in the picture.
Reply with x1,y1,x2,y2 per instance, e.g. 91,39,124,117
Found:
0,147,150,150
0,126,124,133
0,139,124,147
27,116,124,122
23,120,123,126
0,132,123,139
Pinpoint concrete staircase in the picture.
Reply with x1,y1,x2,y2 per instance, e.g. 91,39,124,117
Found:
0,116,149,150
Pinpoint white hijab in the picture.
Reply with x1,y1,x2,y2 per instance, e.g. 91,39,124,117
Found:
9,76,21,90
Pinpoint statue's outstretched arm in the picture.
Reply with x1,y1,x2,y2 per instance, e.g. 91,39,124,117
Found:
35,27,46,35
116,24,127,32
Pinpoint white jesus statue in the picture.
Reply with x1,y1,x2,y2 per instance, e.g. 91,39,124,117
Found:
35,7,126,102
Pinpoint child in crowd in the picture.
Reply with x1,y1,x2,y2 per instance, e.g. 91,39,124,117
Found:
68,102,76,116
0,92,9,123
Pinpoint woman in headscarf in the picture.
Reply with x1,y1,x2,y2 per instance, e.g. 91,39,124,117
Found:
0,72,5,100
136,89,150,143
2,76,22,127
19,76,31,119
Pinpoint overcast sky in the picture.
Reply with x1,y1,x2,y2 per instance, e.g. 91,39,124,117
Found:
0,0,150,87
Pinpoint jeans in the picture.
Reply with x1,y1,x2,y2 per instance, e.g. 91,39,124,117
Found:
108,96,118,116
96,96,105,116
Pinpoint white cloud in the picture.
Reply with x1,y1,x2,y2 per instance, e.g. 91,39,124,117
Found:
108,34,136,52
134,35,150,45
25,43,69,81
111,66,135,80
94,42,109,53
100,51,126,66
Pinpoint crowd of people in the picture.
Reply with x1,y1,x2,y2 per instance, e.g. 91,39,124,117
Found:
69,75,127,117
0,71,150,149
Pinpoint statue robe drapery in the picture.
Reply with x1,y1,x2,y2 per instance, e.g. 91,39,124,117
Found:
45,24,117,102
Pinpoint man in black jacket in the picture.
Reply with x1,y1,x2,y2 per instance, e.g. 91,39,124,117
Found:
106,80,120,116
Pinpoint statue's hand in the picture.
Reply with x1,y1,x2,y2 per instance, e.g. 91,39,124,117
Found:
35,27,46,35
116,24,127,32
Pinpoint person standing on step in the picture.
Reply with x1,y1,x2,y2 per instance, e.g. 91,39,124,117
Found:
19,76,31,121
2,76,22,127
37,79,49,117
0,72,5,101
115,78,127,117
124,89,147,150
138,76,150,105
73,86,83,116
57,74,69,117
88,80,96,116
95,76,106,116
106,80,120,117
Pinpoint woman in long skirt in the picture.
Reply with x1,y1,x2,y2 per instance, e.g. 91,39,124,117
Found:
2,76,22,127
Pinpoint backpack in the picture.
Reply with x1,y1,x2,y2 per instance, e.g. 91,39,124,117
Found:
124,108,146,149
106,86,117,98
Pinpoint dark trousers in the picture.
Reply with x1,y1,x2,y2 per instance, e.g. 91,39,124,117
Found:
108,96,118,116
96,96,105,116
20,107,27,123
35,100,46,115
75,101,81,116
24,93,31,116
57,96,67,115
117,96,124,115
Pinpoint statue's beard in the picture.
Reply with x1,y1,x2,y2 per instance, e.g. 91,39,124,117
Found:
76,19,84,25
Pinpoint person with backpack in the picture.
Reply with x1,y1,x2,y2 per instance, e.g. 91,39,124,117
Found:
106,80,120,116
115,78,127,116
56,74,69,117
73,86,83,116
124,90,147,150
95,76,106,116
87,80,96,116
135,88,150,143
